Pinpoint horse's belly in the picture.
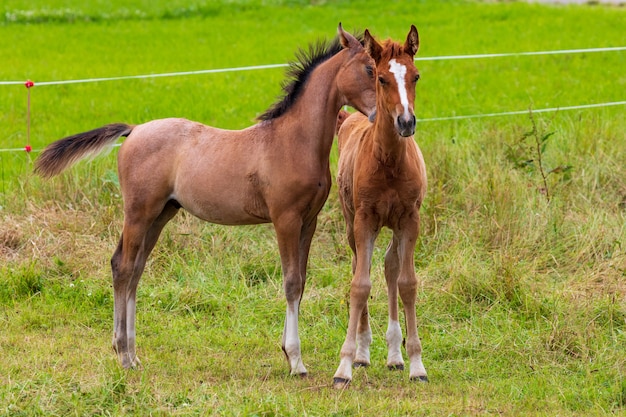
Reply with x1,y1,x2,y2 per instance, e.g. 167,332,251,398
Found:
173,186,270,226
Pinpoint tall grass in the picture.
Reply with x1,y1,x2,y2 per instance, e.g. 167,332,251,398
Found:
1,0,625,415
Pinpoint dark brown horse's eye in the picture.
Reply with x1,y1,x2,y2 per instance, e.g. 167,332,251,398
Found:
365,65,374,77
415,74,421,82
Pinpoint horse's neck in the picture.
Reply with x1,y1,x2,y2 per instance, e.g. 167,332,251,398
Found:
372,113,408,164
274,55,344,157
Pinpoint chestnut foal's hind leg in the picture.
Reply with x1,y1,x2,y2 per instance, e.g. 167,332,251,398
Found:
353,304,372,368
111,201,179,368
396,223,428,382
384,238,405,371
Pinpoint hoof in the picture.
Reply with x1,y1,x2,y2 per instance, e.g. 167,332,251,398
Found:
353,361,369,368
121,355,141,370
410,375,429,382
333,377,351,390
387,364,404,371
289,368,308,378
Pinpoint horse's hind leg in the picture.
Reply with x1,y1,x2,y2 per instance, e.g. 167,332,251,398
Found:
111,236,131,366
354,304,372,367
111,201,179,368
384,237,405,371
111,223,145,369
396,219,428,382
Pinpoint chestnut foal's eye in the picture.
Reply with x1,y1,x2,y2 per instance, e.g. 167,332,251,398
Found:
415,74,421,82
378,76,386,85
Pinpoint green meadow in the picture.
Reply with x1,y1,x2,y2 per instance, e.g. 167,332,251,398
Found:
1,0,625,415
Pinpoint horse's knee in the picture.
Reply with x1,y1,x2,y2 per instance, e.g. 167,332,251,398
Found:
398,276,417,298
110,248,130,284
111,251,120,273
284,275,304,302
350,279,371,299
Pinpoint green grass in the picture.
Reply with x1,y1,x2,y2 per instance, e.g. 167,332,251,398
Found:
1,0,626,415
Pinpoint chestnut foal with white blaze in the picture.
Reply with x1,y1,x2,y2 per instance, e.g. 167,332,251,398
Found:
35,25,377,377
333,25,428,388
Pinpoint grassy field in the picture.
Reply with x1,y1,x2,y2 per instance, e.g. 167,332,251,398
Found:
1,0,626,415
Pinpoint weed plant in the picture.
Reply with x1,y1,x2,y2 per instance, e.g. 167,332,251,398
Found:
1,0,625,415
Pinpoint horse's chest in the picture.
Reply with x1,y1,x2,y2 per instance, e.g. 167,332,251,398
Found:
376,185,418,217
371,164,421,200
357,172,421,223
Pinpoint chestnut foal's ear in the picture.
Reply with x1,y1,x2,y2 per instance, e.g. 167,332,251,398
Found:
338,22,362,50
404,24,420,57
364,29,383,62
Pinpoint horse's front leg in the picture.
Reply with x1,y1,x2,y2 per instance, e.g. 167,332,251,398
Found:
275,215,309,376
339,202,372,368
333,216,378,389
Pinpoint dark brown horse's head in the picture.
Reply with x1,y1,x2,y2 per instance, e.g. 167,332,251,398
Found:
364,25,420,137
258,23,377,122
335,23,377,119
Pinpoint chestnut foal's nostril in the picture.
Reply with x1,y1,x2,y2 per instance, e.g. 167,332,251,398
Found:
398,115,415,126
397,115,416,137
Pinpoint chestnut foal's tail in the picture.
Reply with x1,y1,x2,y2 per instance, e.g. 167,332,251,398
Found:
34,123,134,178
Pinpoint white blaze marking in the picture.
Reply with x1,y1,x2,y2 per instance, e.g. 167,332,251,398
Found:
389,59,410,118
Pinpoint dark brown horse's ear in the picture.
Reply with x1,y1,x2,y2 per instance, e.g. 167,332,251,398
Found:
364,29,383,62
338,23,361,50
404,25,420,57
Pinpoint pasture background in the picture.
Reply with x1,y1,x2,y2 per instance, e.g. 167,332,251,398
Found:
1,0,625,415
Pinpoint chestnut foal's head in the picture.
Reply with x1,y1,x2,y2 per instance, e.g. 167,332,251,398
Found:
364,25,420,137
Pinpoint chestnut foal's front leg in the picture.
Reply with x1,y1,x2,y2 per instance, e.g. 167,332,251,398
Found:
333,214,378,388
341,205,373,368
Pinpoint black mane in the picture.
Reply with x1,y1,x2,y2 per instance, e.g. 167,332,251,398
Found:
257,36,345,121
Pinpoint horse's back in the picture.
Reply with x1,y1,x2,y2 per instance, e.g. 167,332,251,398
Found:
123,118,222,149
336,111,371,179
336,112,371,216
337,112,370,155
119,117,252,172
117,118,200,185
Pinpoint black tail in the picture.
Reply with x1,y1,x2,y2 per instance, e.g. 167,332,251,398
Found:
34,123,133,178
